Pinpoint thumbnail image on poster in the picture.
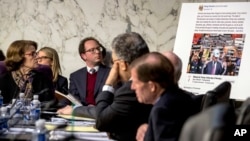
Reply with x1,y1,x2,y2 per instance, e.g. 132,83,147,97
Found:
187,33,244,76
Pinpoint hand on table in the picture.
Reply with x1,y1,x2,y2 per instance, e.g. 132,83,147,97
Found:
56,105,73,115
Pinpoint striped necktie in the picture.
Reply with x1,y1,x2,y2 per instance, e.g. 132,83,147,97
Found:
89,68,96,74
211,62,216,74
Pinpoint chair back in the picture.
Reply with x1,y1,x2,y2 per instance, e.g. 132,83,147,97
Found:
179,103,236,141
0,61,7,75
201,81,231,111
236,97,250,125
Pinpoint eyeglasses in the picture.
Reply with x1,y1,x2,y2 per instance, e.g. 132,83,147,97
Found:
36,56,52,61
84,47,103,53
25,51,37,57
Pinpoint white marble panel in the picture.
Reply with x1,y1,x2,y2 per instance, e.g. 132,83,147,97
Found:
0,0,248,79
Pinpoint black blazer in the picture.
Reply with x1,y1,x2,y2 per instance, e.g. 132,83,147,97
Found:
69,64,110,106
95,81,152,141
54,75,68,94
202,61,225,75
144,87,196,141
0,70,55,104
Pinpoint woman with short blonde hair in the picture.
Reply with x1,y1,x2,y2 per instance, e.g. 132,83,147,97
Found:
37,47,68,94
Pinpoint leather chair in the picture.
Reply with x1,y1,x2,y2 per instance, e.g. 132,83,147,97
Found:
0,61,7,75
236,97,250,125
201,81,231,111
179,103,236,141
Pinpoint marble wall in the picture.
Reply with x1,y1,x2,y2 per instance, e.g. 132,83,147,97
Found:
0,0,248,79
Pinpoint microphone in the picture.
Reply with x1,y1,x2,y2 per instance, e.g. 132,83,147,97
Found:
33,88,49,96
0,102,23,129
4,88,51,127
9,88,49,119
62,87,69,94
32,88,55,110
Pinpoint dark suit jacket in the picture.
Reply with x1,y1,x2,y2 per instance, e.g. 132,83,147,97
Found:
144,86,196,141
95,81,152,141
202,61,224,75
73,105,96,119
0,70,55,104
54,75,68,94
72,82,123,119
69,64,110,106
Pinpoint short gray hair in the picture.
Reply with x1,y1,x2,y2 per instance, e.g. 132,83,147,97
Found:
111,32,149,64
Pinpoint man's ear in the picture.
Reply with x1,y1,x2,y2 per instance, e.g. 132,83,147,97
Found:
80,53,86,61
148,81,156,92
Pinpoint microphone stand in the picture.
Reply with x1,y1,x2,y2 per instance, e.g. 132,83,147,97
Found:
7,88,53,141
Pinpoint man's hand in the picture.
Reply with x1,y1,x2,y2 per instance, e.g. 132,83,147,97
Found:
56,105,73,115
105,61,119,86
136,123,148,141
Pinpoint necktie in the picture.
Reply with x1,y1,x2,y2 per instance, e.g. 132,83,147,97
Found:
211,62,216,74
89,68,96,74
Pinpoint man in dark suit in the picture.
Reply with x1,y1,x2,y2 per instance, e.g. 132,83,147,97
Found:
131,52,196,141
95,32,152,141
57,37,110,118
202,48,225,75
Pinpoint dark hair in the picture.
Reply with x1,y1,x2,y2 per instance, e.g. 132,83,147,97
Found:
78,37,106,58
111,32,149,64
0,49,5,61
130,52,175,88
5,40,37,71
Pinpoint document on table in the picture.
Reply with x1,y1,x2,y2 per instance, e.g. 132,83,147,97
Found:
45,122,98,132
57,114,95,121
52,131,115,141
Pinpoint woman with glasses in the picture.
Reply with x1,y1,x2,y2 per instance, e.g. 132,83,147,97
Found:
37,47,68,94
0,40,55,104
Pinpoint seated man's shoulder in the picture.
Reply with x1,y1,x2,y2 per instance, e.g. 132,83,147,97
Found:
159,88,194,105
70,67,86,76
114,81,136,97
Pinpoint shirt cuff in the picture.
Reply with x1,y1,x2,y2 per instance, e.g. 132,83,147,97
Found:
73,105,82,110
102,85,115,93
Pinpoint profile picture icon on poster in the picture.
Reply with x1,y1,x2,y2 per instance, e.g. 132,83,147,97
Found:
199,5,203,11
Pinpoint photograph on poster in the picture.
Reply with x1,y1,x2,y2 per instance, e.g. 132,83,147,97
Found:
187,33,244,76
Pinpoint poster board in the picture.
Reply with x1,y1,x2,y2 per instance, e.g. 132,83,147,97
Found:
174,2,250,100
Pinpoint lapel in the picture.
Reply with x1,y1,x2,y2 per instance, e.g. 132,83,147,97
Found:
94,65,105,96
78,68,87,100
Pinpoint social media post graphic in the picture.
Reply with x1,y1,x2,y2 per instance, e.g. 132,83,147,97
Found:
174,2,250,100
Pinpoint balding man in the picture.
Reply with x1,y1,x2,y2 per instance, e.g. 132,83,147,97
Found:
136,51,183,141
134,51,197,141
202,48,225,75
161,51,182,83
